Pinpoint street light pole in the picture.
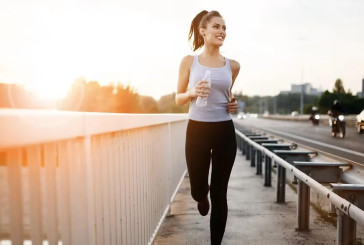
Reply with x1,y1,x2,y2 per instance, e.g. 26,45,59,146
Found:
300,84,304,114
273,96,277,114
297,36,307,115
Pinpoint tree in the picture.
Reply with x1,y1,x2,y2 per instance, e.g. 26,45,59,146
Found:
0,83,13,108
60,79,142,113
60,79,102,112
139,96,159,113
317,90,364,114
113,84,141,113
333,79,345,94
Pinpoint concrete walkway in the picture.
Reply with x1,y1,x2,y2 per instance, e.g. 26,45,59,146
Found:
153,148,338,245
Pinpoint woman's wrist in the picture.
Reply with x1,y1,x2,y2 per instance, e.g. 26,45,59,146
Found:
188,89,195,99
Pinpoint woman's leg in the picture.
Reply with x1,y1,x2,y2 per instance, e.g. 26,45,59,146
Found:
209,121,237,245
185,120,212,202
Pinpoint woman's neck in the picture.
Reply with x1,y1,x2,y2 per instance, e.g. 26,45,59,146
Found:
201,45,221,59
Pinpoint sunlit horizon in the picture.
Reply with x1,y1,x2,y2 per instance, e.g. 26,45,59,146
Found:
1,0,364,102
5,78,161,102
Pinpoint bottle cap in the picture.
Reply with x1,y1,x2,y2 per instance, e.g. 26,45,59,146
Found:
205,70,211,77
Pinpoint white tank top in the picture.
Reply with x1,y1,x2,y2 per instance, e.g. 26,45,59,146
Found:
188,55,233,122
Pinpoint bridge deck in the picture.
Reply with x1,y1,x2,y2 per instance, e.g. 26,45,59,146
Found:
153,149,340,245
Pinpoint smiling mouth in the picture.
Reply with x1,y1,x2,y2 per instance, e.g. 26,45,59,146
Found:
216,36,224,40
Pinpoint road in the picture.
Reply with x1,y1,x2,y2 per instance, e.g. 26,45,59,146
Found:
233,117,364,164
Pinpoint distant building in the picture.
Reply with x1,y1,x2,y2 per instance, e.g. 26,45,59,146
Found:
356,79,364,97
280,83,323,95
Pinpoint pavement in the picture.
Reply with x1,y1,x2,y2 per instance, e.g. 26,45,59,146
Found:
153,147,340,245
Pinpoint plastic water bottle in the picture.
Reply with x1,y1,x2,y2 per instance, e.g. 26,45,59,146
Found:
196,70,212,107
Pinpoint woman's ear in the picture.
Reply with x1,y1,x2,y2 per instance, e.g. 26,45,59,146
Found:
199,28,205,37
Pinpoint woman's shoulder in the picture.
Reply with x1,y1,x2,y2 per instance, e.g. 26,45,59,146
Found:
181,55,194,64
180,55,195,70
228,59,240,71
228,58,240,75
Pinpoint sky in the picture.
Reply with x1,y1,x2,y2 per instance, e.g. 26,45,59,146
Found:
0,0,364,100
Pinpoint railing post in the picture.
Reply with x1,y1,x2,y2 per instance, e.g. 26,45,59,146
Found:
264,156,272,187
27,146,43,245
167,122,172,216
7,150,24,245
250,147,256,167
85,136,96,245
44,143,58,245
277,164,286,203
336,210,356,245
235,135,239,150
330,184,364,245
337,210,343,245
66,139,91,245
237,136,240,151
242,138,246,155
256,150,262,175
297,180,310,231
246,143,250,160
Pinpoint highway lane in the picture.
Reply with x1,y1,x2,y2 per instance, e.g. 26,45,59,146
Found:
233,117,364,164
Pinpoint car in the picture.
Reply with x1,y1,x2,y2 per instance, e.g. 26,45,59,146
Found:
237,112,247,119
291,111,299,116
356,109,364,134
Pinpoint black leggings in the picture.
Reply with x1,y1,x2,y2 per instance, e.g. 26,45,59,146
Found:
185,119,237,245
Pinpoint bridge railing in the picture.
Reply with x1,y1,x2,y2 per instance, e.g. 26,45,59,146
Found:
0,109,188,245
235,128,364,244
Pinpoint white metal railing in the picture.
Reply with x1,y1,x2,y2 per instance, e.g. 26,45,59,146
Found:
0,109,188,245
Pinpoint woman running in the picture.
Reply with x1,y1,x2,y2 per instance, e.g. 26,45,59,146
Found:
175,10,240,245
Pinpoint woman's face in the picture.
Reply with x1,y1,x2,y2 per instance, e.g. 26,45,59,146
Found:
201,16,226,47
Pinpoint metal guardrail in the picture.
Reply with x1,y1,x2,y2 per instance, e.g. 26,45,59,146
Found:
242,124,364,185
235,129,364,241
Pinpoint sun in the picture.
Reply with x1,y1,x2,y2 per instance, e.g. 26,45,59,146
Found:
26,78,71,102
22,58,77,103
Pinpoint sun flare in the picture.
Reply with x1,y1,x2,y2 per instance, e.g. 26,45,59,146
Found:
26,80,71,102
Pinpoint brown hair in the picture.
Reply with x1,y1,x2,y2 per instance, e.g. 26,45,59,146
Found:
188,10,223,51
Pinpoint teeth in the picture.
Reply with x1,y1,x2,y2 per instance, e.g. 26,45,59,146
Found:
217,36,223,40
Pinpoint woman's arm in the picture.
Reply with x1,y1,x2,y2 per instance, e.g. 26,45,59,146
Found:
227,59,241,113
175,55,211,106
229,59,240,99
175,56,193,106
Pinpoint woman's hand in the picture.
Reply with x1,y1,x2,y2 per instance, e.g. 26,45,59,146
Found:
190,81,211,98
227,97,238,113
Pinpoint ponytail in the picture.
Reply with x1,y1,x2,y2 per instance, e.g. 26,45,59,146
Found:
188,10,223,51
188,10,208,51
